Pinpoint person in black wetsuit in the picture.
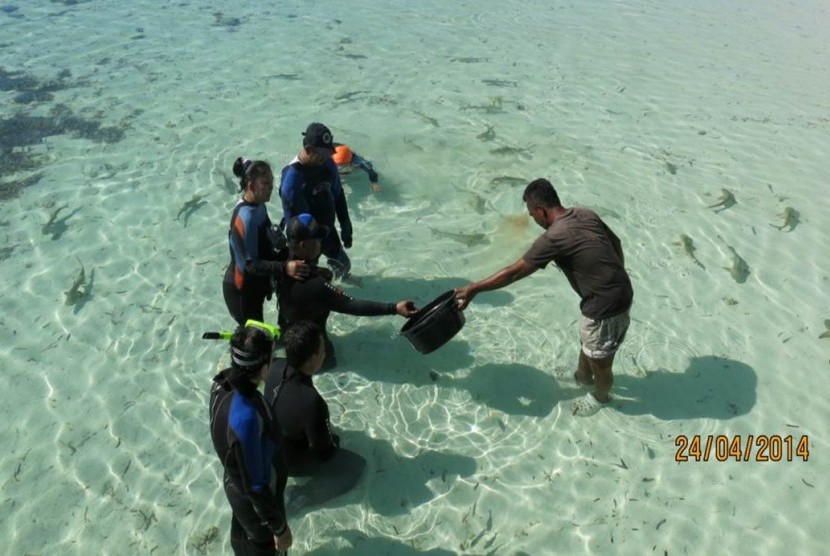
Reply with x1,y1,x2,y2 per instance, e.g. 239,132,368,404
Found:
279,123,353,278
265,321,367,509
275,213,418,369
223,157,309,326
264,321,336,471
209,322,292,555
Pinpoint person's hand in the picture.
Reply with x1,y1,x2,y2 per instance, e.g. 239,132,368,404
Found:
453,285,476,311
396,300,418,317
342,235,353,249
286,260,309,281
275,525,293,550
370,182,382,194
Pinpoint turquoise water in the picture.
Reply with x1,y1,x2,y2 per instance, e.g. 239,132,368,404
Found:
1,0,828,554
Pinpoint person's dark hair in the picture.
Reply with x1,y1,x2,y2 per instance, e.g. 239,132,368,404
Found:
284,321,323,369
522,178,561,208
232,157,272,191
229,326,273,378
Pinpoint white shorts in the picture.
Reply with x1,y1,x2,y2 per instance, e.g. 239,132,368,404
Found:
580,310,630,360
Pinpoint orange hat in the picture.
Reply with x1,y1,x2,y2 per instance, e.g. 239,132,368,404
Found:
332,145,353,165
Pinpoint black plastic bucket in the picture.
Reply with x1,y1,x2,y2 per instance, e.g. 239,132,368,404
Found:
400,290,466,354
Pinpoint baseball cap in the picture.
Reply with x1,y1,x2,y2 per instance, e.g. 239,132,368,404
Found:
302,122,335,152
288,213,329,241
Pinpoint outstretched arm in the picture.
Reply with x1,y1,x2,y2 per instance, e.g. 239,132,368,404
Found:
352,152,380,192
455,257,538,310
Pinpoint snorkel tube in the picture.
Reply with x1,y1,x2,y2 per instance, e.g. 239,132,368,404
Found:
202,319,281,341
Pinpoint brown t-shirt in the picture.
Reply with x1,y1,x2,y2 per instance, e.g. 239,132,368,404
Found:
522,207,633,319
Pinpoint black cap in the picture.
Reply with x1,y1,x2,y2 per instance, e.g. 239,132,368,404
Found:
288,213,329,241
302,122,335,152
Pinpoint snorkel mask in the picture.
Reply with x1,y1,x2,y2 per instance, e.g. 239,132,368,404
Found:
203,319,281,369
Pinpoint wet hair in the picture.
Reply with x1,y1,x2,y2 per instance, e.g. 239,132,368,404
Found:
229,326,273,378
232,157,272,191
284,321,323,369
522,178,561,208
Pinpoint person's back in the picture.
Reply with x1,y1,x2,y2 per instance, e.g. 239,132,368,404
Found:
264,322,337,474
276,214,416,368
276,267,338,330
528,206,632,319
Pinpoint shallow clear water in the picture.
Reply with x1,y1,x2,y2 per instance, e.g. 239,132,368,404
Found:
1,1,829,554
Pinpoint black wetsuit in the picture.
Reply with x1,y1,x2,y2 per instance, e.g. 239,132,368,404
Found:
275,267,396,368
264,359,338,475
209,369,288,555
223,199,289,326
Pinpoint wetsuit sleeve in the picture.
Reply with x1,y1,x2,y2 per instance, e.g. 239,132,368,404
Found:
351,152,379,183
246,259,287,277
306,395,337,459
230,408,287,534
329,161,352,242
279,165,310,222
322,282,396,316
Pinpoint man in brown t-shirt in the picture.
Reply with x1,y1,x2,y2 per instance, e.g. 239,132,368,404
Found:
455,179,633,416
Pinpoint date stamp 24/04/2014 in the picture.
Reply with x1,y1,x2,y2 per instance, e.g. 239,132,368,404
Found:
675,434,809,462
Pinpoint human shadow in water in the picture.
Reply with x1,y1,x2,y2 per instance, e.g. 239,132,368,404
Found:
444,362,561,417
330,327,560,417
611,355,757,420
303,529,456,556
284,429,477,519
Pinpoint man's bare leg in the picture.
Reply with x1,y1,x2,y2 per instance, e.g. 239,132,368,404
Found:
574,350,594,386
586,352,616,403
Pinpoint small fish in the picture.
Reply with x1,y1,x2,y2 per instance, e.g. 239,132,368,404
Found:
477,125,496,142
267,73,300,81
707,188,736,213
724,244,750,284
489,145,532,157
42,204,69,239
469,193,490,215
450,57,489,63
673,234,705,269
342,53,367,59
428,227,489,247
592,206,622,220
665,161,679,175
481,78,517,87
413,110,439,127
334,90,368,102
176,193,208,227
461,97,504,114
65,260,88,306
222,173,238,194
490,175,527,187
819,320,830,339
771,206,799,232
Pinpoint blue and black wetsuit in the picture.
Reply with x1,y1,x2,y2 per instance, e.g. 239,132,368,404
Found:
223,199,288,326
210,369,288,554
279,157,352,276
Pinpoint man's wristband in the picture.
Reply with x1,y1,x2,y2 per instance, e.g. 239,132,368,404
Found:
273,523,288,537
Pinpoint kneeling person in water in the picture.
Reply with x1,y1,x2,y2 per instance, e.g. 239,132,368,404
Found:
265,322,367,509
275,214,417,370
